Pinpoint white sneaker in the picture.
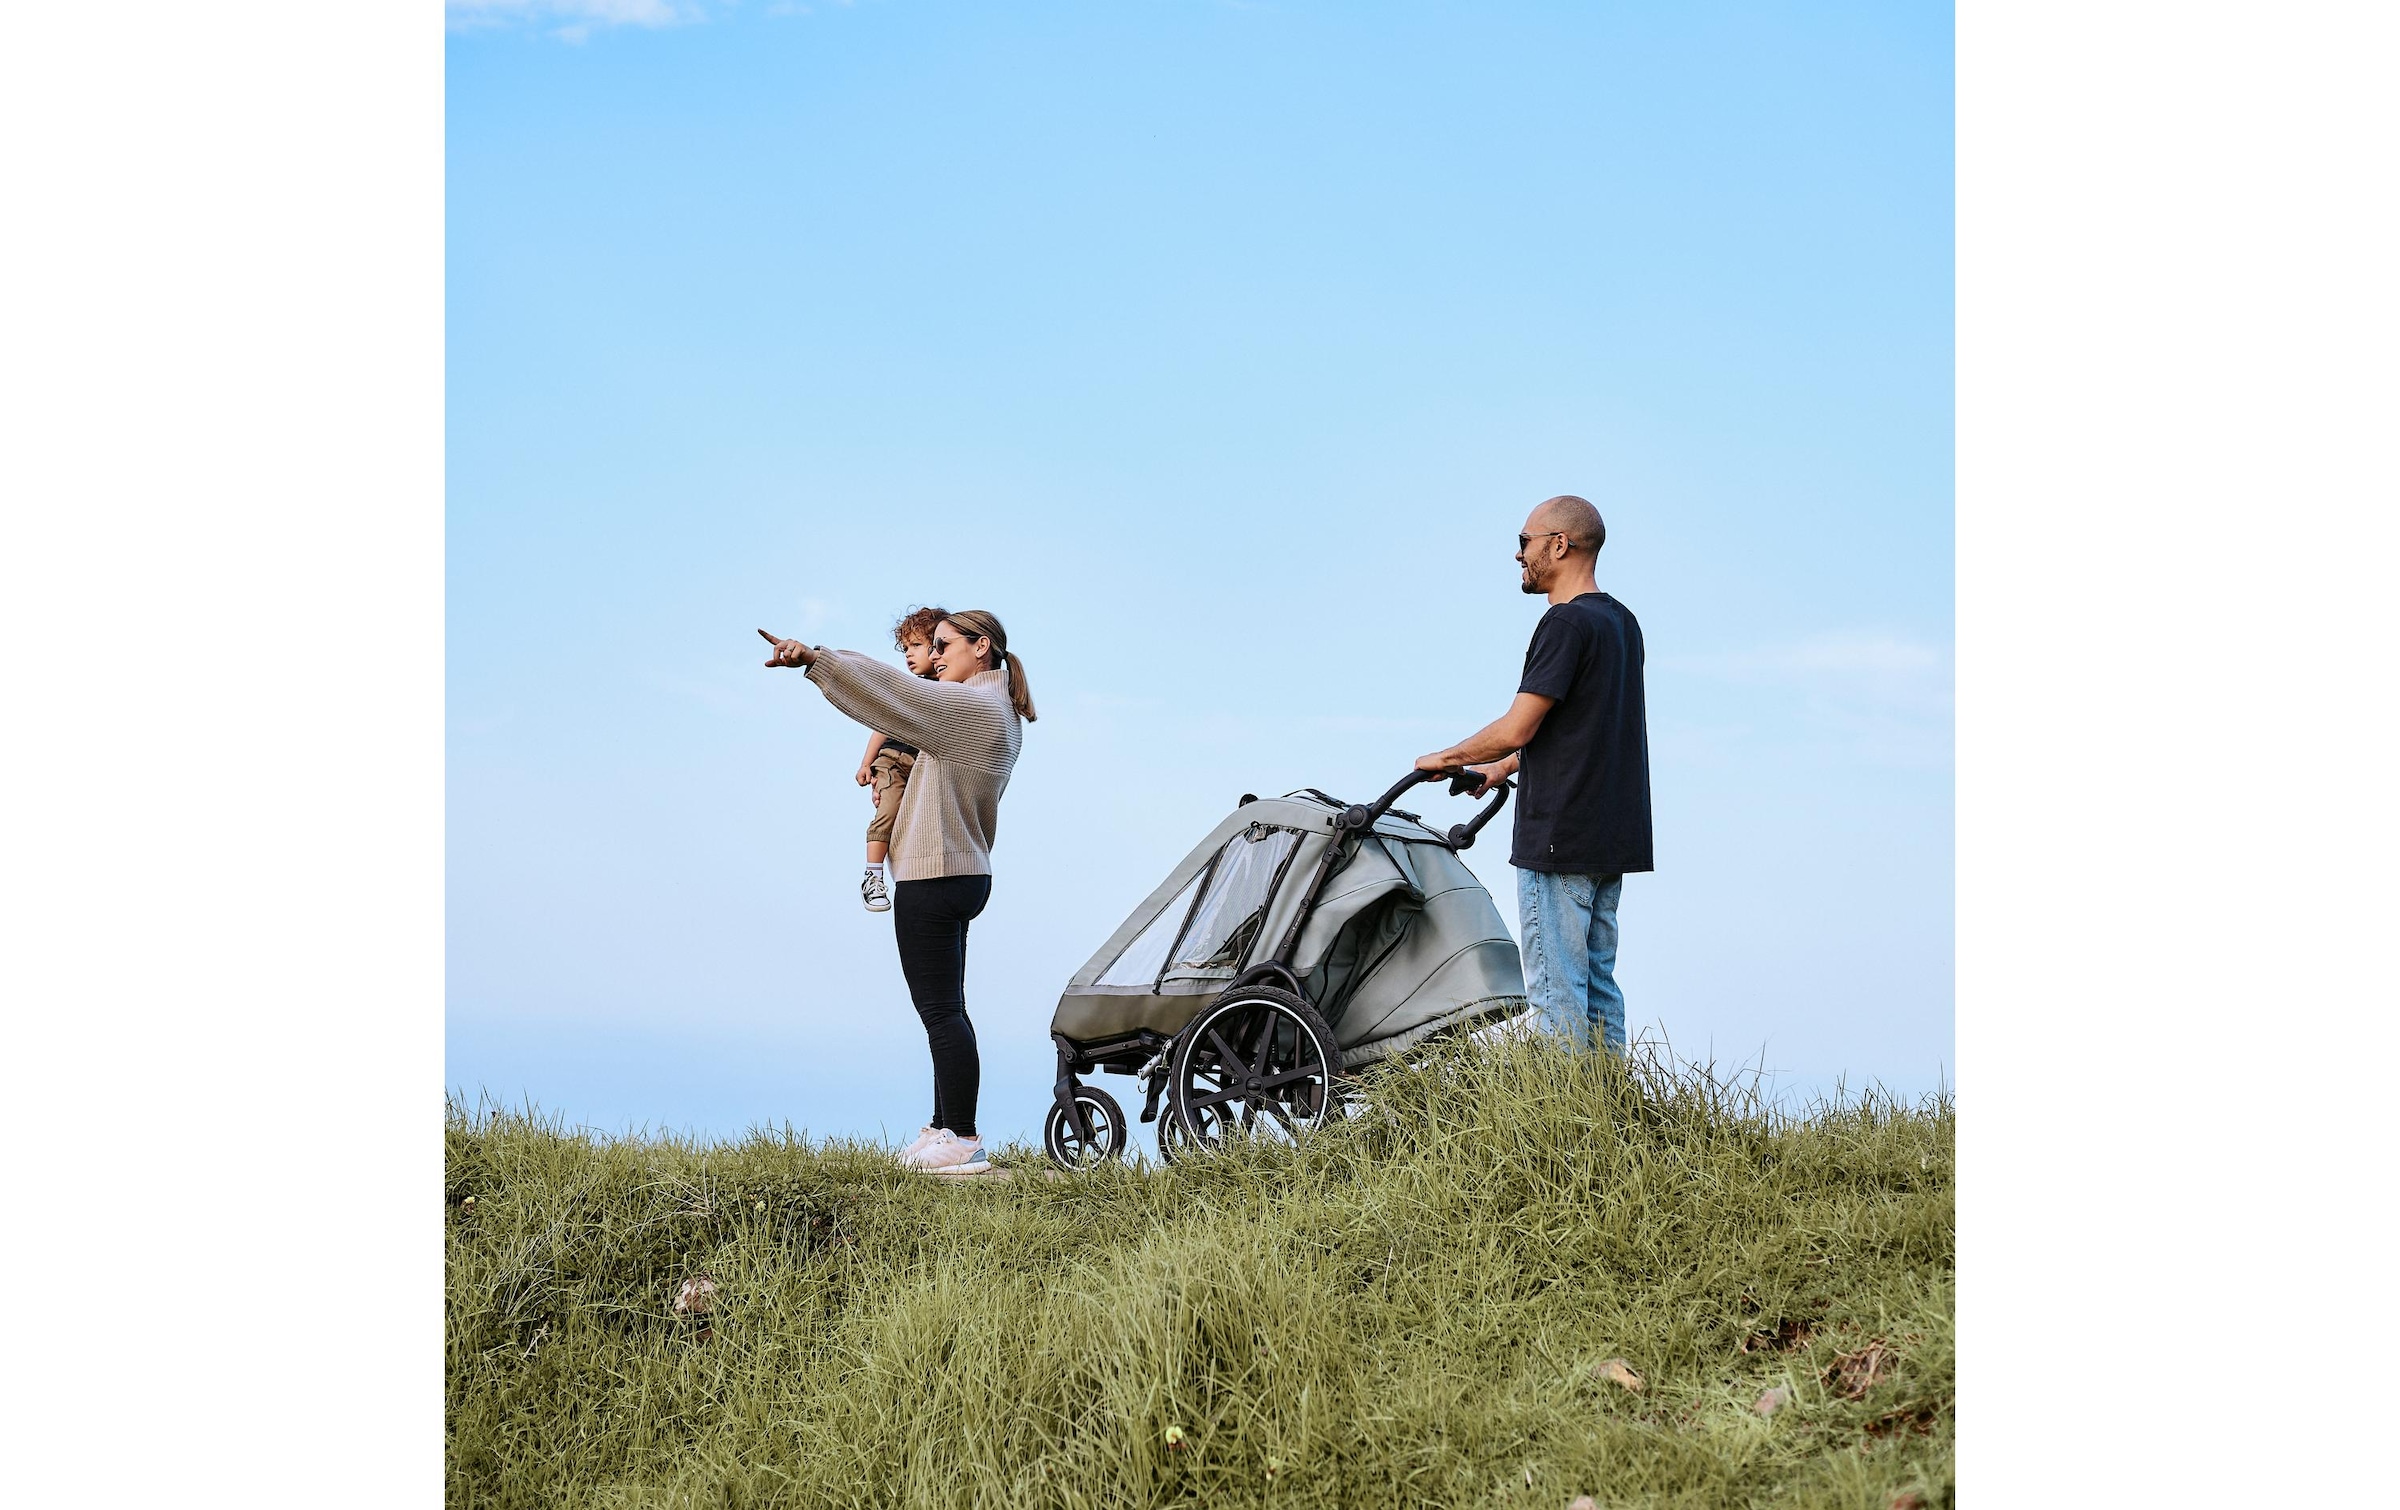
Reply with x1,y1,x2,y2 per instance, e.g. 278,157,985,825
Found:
862,869,891,912
902,1130,989,1177
898,1125,938,1160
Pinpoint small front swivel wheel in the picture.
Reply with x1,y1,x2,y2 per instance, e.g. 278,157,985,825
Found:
1043,1085,1129,1171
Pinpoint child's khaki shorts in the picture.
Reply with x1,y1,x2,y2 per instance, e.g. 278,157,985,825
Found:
866,748,915,844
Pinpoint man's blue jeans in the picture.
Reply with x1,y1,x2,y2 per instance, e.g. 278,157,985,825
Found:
1516,868,1625,1053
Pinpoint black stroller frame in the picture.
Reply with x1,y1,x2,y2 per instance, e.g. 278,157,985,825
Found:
1044,766,1513,1167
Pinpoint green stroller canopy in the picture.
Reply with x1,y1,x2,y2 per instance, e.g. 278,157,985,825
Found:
1051,791,1527,1065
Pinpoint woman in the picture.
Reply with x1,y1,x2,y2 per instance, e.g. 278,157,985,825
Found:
759,609,1034,1176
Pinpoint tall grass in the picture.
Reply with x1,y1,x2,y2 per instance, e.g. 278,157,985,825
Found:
446,1041,1953,1509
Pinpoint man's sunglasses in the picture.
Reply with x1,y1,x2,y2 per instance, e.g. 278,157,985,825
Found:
1518,530,1568,552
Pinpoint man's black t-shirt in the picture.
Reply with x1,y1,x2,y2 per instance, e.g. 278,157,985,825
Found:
1511,592,1653,875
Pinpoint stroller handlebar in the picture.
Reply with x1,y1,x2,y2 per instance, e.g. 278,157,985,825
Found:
1336,767,1514,851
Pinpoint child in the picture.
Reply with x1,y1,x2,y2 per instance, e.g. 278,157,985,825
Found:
856,605,948,912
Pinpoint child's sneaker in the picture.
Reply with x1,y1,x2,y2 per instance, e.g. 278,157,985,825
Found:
902,1130,989,1177
861,868,891,912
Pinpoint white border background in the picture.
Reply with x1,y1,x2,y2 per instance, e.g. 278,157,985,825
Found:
2,2,2390,1502
1961,1,2393,1501
1,0,442,1501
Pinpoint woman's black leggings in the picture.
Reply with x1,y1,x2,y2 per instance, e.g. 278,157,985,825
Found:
891,874,992,1138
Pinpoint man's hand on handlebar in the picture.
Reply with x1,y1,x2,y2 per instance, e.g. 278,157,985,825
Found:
1411,751,1516,799
1458,755,1519,798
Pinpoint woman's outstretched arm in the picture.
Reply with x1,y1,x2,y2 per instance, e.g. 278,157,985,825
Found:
763,632,1011,765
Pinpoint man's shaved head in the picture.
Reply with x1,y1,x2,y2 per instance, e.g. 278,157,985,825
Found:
1529,494,1606,555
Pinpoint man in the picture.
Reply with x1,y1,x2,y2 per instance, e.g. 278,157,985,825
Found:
1416,495,1653,1053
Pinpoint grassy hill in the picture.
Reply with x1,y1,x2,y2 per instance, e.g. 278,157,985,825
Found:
446,1042,1953,1509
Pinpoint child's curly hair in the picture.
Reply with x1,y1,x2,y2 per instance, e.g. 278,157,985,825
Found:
891,605,950,648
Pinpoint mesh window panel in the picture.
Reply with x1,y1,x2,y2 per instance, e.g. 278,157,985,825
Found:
1171,829,1301,972
1095,871,1205,988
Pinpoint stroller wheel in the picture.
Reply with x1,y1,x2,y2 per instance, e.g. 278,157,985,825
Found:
1168,986,1344,1152
1155,1104,1194,1165
1043,1085,1128,1172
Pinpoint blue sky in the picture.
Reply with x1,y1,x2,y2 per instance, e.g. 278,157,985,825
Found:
447,0,1953,1145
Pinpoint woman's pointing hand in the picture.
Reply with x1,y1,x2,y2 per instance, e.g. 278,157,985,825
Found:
759,628,817,668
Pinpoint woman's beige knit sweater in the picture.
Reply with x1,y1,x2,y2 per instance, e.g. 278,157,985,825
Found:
804,650,1022,882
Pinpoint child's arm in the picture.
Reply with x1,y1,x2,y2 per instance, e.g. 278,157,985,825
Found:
856,731,887,786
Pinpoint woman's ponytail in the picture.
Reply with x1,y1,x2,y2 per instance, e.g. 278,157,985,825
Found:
1001,650,1035,723
942,609,1036,723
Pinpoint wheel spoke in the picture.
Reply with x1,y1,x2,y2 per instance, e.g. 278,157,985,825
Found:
1247,1014,1277,1077
1248,1096,1296,1132
1257,1062,1323,1091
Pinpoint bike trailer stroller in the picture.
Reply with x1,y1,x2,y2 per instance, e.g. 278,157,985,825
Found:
1043,768,1529,1169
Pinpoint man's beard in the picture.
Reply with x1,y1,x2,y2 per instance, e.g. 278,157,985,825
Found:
1520,571,1545,595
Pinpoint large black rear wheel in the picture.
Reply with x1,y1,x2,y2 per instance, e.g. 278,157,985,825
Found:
1167,986,1344,1151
